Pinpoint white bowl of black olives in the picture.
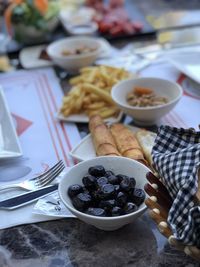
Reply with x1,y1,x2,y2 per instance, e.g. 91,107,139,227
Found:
59,156,150,231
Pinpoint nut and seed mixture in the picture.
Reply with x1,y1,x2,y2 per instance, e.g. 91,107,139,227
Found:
127,87,168,107
61,46,97,56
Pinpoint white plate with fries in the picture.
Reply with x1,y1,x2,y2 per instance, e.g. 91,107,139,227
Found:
57,111,123,123
69,125,141,162
58,65,132,123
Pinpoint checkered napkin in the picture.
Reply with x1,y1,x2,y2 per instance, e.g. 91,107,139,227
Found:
151,125,200,247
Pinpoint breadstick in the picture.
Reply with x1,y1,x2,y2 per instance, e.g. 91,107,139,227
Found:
110,123,148,165
89,115,120,157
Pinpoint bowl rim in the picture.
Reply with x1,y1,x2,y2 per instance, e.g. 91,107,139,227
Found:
47,36,101,60
111,77,183,111
58,156,149,221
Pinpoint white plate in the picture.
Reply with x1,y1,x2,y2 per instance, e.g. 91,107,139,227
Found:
69,125,139,162
167,52,200,84
0,87,22,159
57,111,123,124
19,45,53,69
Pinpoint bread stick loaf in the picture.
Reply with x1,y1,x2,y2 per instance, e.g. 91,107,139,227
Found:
97,143,120,156
89,114,104,132
110,123,147,165
89,115,120,156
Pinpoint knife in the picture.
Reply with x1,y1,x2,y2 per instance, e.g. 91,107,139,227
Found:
0,184,58,210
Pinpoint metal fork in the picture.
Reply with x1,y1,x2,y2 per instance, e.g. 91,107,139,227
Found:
0,160,65,191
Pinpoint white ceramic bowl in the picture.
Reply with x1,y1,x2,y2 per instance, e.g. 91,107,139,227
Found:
47,36,101,72
59,156,149,231
111,77,183,125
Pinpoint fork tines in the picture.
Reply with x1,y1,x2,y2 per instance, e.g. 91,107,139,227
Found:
36,160,65,187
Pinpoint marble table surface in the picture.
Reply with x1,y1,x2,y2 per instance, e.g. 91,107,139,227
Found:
0,213,198,267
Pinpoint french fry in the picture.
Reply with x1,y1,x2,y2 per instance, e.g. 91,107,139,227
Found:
61,108,71,117
86,102,106,110
82,95,92,106
62,96,71,104
69,76,84,85
76,91,85,111
83,83,115,105
86,106,118,119
99,107,119,118
90,94,100,101
69,86,81,97
80,66,98,73
59,65,133,119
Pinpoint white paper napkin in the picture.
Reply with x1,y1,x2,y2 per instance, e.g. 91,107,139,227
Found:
0,170,75,230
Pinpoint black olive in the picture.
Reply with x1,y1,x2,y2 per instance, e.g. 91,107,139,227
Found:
129,177,136,189
114,184,120,193
130,188,146,206
107,175,119,185
99,183,115,199
90,190,101,205
97,177,108,187
68,184,84,198
120,177,131,192
116,191,127,207
116,174,129,183
82,175,96,190
105,170,114,177
111,206,122,216
88,165,106,177
124,202,138,214
99,199,116,210
72,193,92,211
83,187,90,195
86,207,106,217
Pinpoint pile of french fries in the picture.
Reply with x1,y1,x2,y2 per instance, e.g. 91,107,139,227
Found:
60,65,131,119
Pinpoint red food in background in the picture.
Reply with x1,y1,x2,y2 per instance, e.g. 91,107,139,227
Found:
86,0,143,37
109,0,124,8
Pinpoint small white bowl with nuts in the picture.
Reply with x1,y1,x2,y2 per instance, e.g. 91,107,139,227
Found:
47,36,101,72
111,77,183,125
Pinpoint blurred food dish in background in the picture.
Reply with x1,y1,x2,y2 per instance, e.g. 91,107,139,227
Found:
59,0,149,39
4,0,60,43
47,36,102,72
19,37,111,69
87,0,143,38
